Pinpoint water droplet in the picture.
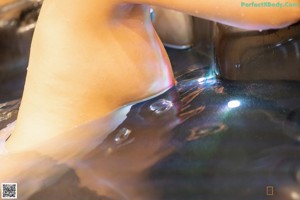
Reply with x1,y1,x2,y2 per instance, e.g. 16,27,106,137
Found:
150,99,173,114
115,128,132,144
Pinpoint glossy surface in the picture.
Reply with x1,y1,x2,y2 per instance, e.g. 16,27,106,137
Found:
215,22,300,80
0,0,41,82
0,1,299,199
1,44,300,199
0,0,40,103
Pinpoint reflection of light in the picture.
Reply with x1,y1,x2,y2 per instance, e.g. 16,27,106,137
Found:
198,75,216,85
291,192,300,200
198,77,206,83
150,8,155,21
227,100,241,108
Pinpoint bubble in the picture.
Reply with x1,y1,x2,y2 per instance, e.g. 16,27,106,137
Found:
149,99,173,114
115,128,132,144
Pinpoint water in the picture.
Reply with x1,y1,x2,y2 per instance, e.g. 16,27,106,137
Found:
215,22,300,81
1,44,300,199
0,100,20,155
0,2,297,198
114,128,132,144
1,75,300,199
0,100,19,121
186,123,227,141
149,99,173,114
284,108,300,142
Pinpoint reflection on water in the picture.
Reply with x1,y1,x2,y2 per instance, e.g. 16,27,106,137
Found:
186,123,227,142
114,128,132,144
149,99,174,114
0,99,19,125
285,108,300,142
1,69,300,199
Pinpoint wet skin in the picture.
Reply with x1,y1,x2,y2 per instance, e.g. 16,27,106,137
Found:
6,0,300,152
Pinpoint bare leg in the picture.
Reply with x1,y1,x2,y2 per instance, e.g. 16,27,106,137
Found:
6,0,299,152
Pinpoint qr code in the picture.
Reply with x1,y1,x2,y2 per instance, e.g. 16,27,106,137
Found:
1,183,17,199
